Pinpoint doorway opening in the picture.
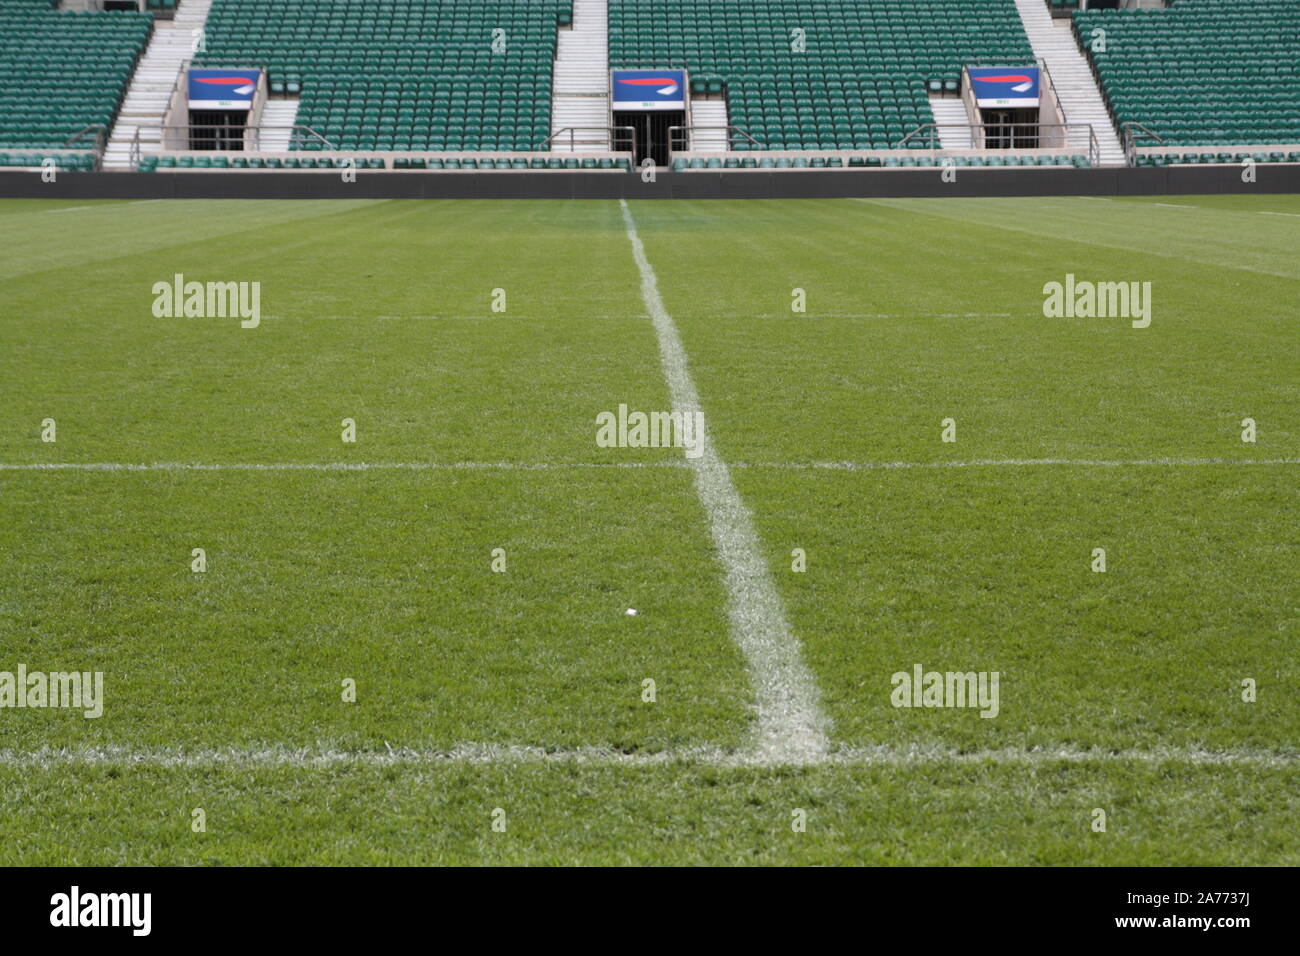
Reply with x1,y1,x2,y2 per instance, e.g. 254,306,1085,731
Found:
980,107,1040,149
189,109,247,151
613,110,684,167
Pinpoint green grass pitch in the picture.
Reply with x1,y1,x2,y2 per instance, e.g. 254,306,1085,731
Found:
0,195,1296,864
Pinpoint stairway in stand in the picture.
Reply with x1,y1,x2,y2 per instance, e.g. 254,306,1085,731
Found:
102,0,215,170
1013,0,1127,165
550,0,610,152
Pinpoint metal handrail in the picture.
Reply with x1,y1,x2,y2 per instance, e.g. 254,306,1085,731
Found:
129,123,336,169
898,122,1100,167
1038,57,1069,127
1121,122,1164,167
666,125,763,155
63,124,108,171
536,126,636,161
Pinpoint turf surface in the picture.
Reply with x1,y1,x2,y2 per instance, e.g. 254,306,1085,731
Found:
0,196,1296,864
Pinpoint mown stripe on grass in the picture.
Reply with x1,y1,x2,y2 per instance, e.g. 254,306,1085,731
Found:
851,197,1300,281
620,198,830,764
2,458,1295,473
2,744,1295,769
740,457,1300,471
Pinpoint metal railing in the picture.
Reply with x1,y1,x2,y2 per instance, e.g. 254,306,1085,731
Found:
1037,57,1069,128
1121,122,1164,166
129,123,336,169
898,122,1100,167
159,56,191,134
666,125,763,155
537,126,637,161
63,124,108,171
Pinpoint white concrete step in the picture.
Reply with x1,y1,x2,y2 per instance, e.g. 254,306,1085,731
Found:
259,99,299,152
928,96,974,150
689,99,729,152
551,0,610,150
103,0,216,169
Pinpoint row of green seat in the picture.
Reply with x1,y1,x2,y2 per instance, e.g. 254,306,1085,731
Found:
0,150,95,169
139,154,632,171
672,153,1091,170
1137,151,1300,166
142,155,388,170
195,0,571,151
0,0,152,149
1077,0,1300,147
610,0,1035,151
396,156,631,170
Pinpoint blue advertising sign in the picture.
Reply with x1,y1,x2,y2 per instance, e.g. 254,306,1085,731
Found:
611,69,687,110
188,68,261,110
967,67,1040,108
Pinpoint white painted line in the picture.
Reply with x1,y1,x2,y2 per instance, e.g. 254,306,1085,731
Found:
2,458,1295,474
2,744,1295,769
738,457,1300,471
620,198,829,764
1153,203,1195,208
732,312,1015,320
1260,211,1300,218
0,461,684,472
43,204,100,214
161,311,1021,323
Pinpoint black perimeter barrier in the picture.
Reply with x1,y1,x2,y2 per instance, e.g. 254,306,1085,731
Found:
3,164,1300,200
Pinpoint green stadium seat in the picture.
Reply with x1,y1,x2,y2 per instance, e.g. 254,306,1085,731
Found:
192,0,573,153
1077,1,1300,148
608,0,1034,152
0,2,151,152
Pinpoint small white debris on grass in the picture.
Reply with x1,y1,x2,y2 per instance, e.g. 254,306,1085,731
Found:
625,608,637,616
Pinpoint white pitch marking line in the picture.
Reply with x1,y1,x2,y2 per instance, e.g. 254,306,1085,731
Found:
740,457,1300,471
1260,211,1300,218
0,461,685,472
1153,202,1195,208
736,312,1015,320
620,198,829,764
1,744,1295,769
43,204,101,214
2,458,1296,473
